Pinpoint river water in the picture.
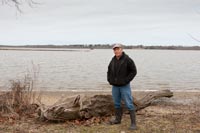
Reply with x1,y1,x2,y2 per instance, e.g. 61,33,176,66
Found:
0,49,200,91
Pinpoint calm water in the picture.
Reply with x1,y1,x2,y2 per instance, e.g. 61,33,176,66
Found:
0,49,200,91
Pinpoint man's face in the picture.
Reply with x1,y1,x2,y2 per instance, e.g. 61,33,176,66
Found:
113,47,123,58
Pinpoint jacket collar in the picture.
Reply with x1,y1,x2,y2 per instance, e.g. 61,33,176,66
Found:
114,52,125,60
113,52,127,74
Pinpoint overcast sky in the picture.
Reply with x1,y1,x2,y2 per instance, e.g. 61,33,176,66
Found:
0,0,200,46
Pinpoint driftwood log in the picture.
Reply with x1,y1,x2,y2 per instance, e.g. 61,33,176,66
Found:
38,90,173,121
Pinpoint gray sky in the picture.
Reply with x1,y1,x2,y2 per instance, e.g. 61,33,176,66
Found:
0,0,200,46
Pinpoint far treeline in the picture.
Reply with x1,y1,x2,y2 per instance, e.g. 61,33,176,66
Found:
0,44,200,50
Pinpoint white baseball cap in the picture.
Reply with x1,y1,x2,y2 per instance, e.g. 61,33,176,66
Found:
112,43,123,49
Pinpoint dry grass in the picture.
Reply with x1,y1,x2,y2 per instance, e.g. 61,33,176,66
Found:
0,65,39,118
0,80,38,119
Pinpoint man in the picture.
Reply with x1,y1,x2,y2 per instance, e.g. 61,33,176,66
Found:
107,43,137,130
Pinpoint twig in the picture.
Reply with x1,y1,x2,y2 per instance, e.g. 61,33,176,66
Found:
187,33,200,43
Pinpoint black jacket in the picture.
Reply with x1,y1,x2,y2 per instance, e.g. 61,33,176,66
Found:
107,52,137,86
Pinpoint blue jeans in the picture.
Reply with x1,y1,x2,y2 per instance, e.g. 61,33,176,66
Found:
112,83,135,110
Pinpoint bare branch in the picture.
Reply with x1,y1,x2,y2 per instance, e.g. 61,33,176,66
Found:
1,0,38,12
187,33,200,43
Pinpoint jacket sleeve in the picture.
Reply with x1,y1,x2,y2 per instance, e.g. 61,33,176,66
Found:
107,61,111,83
125,57,137,83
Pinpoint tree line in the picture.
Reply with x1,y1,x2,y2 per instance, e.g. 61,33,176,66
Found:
0,44,200,50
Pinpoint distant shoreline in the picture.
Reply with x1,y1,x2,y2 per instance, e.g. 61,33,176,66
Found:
0,47,91,52
0,44,200,51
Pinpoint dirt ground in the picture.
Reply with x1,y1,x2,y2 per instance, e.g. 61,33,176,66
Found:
0,91,200,133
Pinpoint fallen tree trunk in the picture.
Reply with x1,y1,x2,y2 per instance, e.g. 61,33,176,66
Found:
37,90,173,121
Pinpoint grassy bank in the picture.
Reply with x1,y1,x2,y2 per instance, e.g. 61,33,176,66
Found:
0,103,200,132
0,90,200,133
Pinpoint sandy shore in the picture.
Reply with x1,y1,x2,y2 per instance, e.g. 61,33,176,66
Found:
1,90,200,105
